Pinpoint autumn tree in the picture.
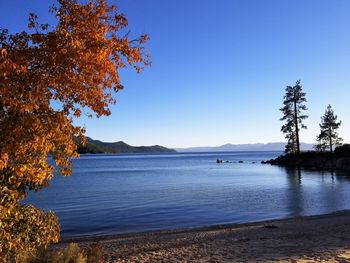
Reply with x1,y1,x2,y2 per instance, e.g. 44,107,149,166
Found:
280,80,308,155
0,0,149,261
316,105,342,152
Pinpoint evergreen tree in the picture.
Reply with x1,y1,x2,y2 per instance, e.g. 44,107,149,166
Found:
316,105,342,152
280,80,308,155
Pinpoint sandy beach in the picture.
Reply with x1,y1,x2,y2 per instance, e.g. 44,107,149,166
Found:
61,211,350,262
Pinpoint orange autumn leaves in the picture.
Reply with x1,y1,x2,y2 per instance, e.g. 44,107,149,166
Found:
0,0,149,195
0,0,149,260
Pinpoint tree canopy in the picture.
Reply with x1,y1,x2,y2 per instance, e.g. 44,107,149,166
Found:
316,105,342,152
0,0,149,260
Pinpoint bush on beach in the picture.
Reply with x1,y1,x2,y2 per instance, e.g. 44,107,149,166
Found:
24,242,104,263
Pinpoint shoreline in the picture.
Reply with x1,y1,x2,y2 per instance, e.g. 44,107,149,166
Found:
262,151,350,171
60,210,350,262
61,210,350,243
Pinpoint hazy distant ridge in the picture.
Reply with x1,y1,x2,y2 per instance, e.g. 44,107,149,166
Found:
176,142,314,152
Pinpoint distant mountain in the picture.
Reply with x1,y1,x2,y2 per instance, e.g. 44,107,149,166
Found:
77,137,176,154
176,142,314,152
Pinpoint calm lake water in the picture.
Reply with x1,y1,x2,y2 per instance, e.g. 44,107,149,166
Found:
26,151,350,237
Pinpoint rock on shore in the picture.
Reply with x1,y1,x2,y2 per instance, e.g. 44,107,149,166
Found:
262,145,350,170
262,152,350,170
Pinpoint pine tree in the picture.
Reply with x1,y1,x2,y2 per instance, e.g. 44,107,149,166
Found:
316,105,342,152
280,80,308,155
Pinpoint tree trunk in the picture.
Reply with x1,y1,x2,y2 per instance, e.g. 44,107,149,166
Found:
329,127,333,153
293,96,300,156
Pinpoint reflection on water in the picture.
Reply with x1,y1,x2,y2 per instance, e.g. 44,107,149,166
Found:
25,152,350,237
284,167,350,217
285,168,303,217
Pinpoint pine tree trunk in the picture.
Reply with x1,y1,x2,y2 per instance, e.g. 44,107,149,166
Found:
294,97,300,156
329,127,333,153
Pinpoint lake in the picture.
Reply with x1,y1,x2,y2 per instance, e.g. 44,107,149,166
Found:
26,151,350,237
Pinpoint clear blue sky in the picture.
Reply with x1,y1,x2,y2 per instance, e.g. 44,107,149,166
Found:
1,0,349,147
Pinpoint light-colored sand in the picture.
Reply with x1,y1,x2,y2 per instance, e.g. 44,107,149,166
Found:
62,211,350,262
